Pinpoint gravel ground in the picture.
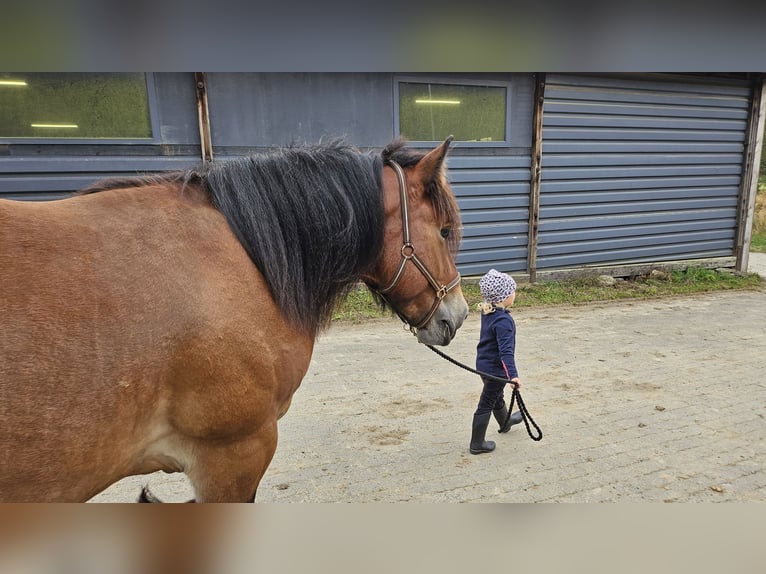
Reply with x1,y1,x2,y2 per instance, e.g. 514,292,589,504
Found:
92,269,766,503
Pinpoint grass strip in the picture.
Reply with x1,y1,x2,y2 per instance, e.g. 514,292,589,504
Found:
331,267,763,324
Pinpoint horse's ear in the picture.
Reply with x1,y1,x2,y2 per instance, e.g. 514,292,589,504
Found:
414,135,453,183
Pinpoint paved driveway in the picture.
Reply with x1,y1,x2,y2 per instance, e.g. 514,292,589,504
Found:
92,280,766,502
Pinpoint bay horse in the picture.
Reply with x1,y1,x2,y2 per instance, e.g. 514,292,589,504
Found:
0,137,468,502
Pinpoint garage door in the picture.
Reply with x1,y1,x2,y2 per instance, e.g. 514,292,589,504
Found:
538,74,750,269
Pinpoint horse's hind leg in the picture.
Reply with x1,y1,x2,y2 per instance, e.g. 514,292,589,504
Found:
186,425,278,503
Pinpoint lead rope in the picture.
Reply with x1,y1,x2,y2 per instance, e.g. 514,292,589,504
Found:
425,344,543,441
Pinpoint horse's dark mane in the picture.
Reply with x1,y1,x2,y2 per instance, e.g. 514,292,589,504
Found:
76,139,460,336
202,141,388,335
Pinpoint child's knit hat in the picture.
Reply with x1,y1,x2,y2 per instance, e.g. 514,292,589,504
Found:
479,269,517,303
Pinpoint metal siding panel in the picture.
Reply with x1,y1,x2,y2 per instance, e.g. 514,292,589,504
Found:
453,182,529,196
0,156,198,201
0,191,73,202
457,195,529,210
459,208,528,225
457,259,529,275
449,168,530,183
537,74,749,269
447,156,530,169
542,153,743,167
538,229,735,256
544,100,749,120
543,127,745,141
542,164,742,180
539,218,735,244
543,141,744,153
0,156,195,172
544,113,747,131
540,186,739,206
536,241,734,269
461,234,528,251
540,175,741,193
546,74,750,97
206,73,394,148
1,175,143,192
539,208,738,231
539,197,738,219
458,246,529,264
462,221,528,237
152,72,205,145
450,155,531,275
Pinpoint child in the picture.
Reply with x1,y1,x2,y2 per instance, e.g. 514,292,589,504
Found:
470,268,524,454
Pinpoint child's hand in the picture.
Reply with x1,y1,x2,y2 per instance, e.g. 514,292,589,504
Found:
510,377,521,388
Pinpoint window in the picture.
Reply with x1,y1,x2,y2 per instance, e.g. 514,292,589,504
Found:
396,78,509,145
0,73,153,140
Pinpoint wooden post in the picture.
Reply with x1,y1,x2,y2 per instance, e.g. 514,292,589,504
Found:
735,75,765,272
527,73,545,283
194,72,214,163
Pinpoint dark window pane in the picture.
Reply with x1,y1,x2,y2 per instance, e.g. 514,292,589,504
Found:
0,73,151,139
398,81,506,142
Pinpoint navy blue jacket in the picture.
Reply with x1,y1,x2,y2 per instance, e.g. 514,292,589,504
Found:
475,306,518,380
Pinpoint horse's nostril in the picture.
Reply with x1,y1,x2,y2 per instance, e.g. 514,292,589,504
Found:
442,319,456,340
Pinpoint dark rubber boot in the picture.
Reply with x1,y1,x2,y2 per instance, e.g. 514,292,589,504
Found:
469,412,496,454
493,404,523,433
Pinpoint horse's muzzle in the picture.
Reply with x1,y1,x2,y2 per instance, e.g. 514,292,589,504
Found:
415,293,469,346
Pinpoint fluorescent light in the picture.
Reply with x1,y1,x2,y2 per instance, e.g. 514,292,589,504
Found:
415,99,461,105
0,80,27,87
31,123,79,129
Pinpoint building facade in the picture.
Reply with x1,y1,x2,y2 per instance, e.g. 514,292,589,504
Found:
1,72,763,278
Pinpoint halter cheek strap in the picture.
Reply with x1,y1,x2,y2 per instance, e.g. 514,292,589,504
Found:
373,160,461,332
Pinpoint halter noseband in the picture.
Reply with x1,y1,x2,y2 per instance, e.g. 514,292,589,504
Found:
373,160,462,332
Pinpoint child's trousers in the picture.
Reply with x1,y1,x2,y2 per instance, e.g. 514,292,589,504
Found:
475,376,507,415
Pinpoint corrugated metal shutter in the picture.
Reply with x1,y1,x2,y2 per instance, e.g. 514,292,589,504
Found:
538,74,750,269
449,155,531,275
0,156,198,201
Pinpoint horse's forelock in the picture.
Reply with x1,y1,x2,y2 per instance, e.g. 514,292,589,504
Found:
429,173,462,255
382,138,422,167
382,138,462,253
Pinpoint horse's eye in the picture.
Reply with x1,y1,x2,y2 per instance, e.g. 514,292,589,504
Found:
440,228,451,239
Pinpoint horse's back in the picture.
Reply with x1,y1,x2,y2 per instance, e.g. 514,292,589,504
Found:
0,187,313,501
